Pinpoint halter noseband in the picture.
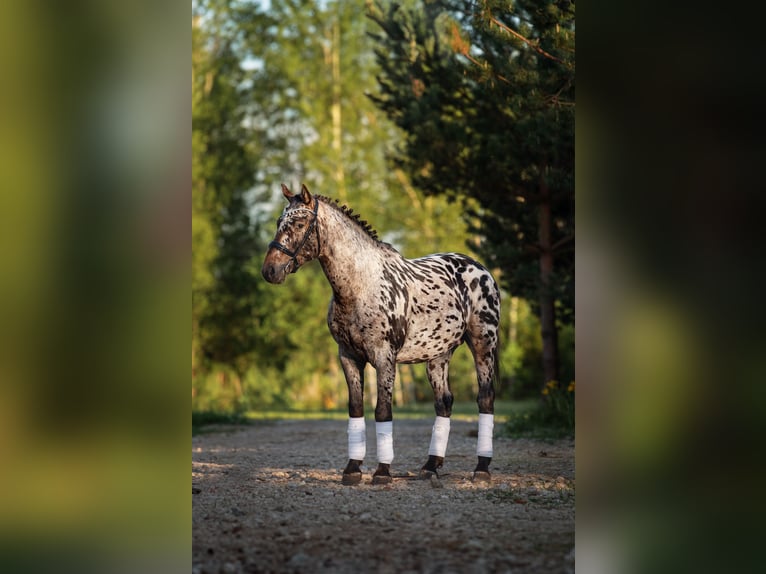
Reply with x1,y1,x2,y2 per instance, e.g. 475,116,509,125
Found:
268,200,319,273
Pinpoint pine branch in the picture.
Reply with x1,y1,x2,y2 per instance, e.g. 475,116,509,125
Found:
489,16,572,69
552,234,574,252
461,52,511,85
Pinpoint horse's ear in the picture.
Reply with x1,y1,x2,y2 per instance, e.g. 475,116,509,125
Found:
299,184,312,205
281,183,293,200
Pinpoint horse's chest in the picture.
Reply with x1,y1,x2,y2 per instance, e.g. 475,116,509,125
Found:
327,309,365,351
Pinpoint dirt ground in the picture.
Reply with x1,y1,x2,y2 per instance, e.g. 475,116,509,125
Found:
192,418,574,573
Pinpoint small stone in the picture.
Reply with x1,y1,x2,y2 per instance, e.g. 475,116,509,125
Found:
287,552,311,569
466,538,483,550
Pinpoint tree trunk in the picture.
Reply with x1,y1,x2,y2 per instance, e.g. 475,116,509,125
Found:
330,17,346,202
538,173,560,386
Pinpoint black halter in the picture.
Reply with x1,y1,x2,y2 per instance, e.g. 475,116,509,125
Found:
268,200,319,273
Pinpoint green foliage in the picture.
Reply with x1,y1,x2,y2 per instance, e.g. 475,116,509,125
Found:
192,410,251,436
558,321,575,390
191,0,570,417
499,296,542,398
503,380,575,438
192,0,275,402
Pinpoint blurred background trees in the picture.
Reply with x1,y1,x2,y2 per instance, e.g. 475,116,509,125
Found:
192,0,574,414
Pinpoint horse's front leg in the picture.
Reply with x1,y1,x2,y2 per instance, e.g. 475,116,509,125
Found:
372,361,396,485
339,351,366,485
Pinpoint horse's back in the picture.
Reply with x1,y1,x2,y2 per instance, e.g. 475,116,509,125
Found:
409,252,498,308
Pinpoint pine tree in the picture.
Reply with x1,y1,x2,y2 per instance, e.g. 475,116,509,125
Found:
369,0,574,387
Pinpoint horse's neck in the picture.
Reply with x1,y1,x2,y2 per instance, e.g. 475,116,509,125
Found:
317,205,390,305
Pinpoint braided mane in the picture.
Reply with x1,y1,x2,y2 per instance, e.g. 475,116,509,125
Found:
316,195,381,243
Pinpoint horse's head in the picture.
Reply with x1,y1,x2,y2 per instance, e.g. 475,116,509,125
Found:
262,183,320,284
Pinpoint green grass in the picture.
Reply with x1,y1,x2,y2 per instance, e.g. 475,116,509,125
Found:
193,400,560,437
242,399,536,424
501,403,575,439
192,411,252,436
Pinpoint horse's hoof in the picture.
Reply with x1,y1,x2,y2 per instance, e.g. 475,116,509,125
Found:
341,472,362,486
472,470,491,483
372,474,393,485
372,462,392,485
342,459,363,485
419,455,443,479
472,456,491,483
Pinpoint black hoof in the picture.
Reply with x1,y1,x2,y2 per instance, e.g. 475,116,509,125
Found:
372,463,392,485
472,455,492,482
342,472,362,485
342,459,363,486
472,470,491,483
419,455,444,480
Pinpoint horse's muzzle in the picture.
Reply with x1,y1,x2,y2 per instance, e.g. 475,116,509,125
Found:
261,262,287,284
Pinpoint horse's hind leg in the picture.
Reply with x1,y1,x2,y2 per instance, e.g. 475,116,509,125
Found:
419,351,455,479
466,330,498,482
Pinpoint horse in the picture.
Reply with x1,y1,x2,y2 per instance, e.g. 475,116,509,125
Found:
262,183,500,485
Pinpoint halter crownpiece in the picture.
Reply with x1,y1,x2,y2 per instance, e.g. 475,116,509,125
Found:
268,199,319,273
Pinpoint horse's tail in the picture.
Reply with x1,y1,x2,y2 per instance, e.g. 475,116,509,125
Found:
494,341,500,385
492,332,500,399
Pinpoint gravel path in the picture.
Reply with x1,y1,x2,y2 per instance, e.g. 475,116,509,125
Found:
192,418,574,573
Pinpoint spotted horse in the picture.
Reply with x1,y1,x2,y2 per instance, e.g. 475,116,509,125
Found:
262,184,500,485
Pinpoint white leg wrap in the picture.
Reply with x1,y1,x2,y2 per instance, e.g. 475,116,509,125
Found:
428,416,451,457
477,413,494,458
347,417,366,461
376,421,394,464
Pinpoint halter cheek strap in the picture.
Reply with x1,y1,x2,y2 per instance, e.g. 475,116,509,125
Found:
268,200,319,273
